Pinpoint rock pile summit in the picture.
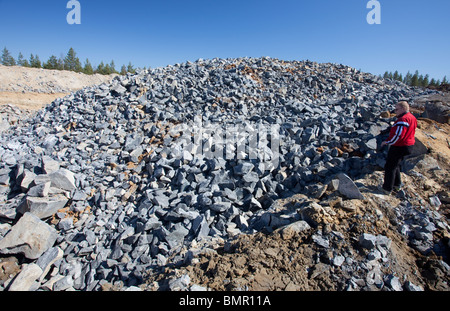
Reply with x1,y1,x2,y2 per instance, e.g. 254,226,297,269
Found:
0,57,448,291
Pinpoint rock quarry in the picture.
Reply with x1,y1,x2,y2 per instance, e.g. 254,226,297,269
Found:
0,57,449,291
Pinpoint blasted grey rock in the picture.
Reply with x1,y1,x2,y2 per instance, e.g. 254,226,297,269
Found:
278,220,311,238
20,169,37,192
48,169,76,192
42,156,60,174
233,162,254,176
0,212,58,259
8,263,43,291
17,194,69,219
210,201,232,213
0,57,433,291
169,274,191,291
36,247,64,281
27,181,51,197
359,233,377,250
337,173,365,200
385,274,403,291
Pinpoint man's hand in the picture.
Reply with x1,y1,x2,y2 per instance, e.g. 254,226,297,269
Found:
381,141,388,147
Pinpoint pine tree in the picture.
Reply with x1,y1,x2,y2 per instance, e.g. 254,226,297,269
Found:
57,56,65,70
29,54,42,68
1,47,16,66
127,62,136,74
418,74,424,87
423,74,430,87
393,71,399,81
120,65,127,75
43,55,59,70
442,76,448,85
17,52,30,67
404,71,412,85
109,60,117,74
83,58,94,75
64,47,82,72
411,70,419,87
96,61,106,75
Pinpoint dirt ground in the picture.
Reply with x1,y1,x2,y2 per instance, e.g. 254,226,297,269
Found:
0,64,115,110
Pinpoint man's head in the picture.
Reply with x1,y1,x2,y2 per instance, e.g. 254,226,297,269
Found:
395,101,409,116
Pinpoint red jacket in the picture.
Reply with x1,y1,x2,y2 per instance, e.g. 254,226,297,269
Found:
385,112,417,146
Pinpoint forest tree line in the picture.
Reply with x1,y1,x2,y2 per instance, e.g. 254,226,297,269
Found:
1,47,137,75
381,70,448,89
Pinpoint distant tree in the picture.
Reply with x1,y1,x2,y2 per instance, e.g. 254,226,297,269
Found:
127,62,136,74
96,61,106,74
410,70,419,87
442,76,448,85
83,58,94,75
105,63,112,75
418,74,425,87
423,74,430,87
1,47,16,66
393,71,399,81
109,60,118,74
43,55,59,70
120,64,127,75
64,47,82,72
29,54,42,68
17,52,29,67
57,56,65,70
404,71,412,85
429,78,437,87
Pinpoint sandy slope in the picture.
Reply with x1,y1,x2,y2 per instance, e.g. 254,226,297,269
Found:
0,64,115,110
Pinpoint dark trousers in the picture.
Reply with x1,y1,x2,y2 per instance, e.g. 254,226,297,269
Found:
383,145,412,191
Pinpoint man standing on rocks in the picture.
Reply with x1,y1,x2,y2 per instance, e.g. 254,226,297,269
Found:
380,101,417,194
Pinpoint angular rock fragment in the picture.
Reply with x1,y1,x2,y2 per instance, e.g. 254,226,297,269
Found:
0,212,57,259
17,194,69,219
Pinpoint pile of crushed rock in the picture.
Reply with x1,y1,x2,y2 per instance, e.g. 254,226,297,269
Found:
0,57,448,291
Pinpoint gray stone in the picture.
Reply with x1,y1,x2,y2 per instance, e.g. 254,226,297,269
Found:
53,275,74,291
312,234,330,248
27,181,51,197
210,201,231,213
0,212,58,259
385,274,403,291
278,220,311,238
42,156,60,174
49,169,76,192
337,173,365,200
20,169,36,192
332,255,345,267
8,263,43,291
233,162,254,176
359,233,377,250
36,247,64,282
364,138,378,150
17,194,69,219
0,203,17,220
58,217,74,231
404,281,424,291
169,274,191,291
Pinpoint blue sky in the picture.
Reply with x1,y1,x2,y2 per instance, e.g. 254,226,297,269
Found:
0,0,449,80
